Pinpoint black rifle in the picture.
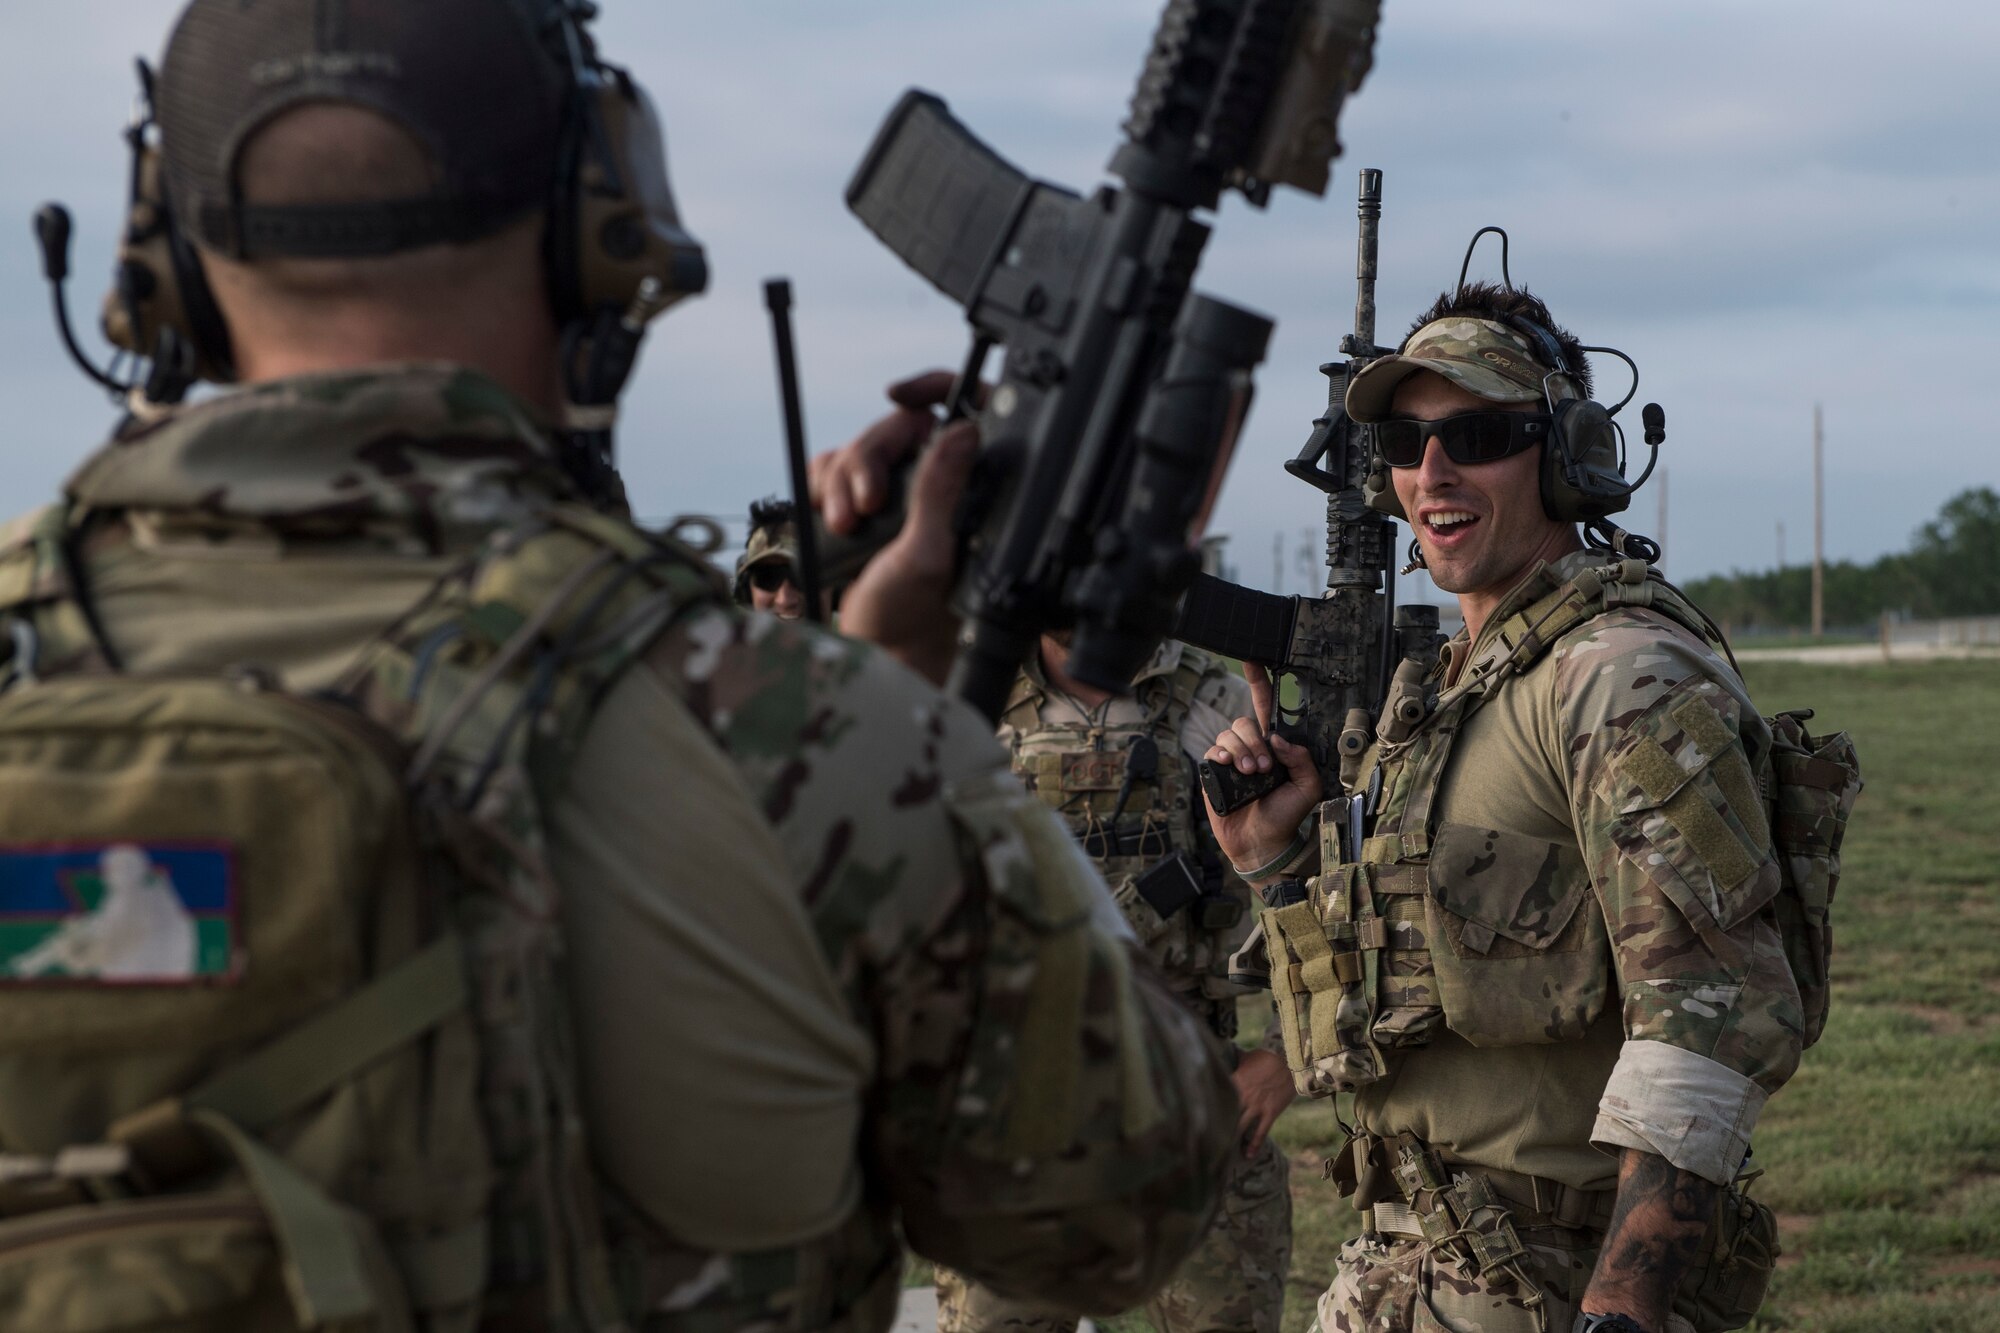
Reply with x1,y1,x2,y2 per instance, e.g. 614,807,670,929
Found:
822,0,1381,723
1175,168,1445,814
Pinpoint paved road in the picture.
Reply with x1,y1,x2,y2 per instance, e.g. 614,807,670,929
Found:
1734,642,2000,665
895,1287,1096,1333
894,1287,939,1333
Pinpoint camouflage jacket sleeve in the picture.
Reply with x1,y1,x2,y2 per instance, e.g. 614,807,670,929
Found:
643,607,1238,1310
1552,609,1803,1185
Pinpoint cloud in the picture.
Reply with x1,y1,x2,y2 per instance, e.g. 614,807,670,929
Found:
0,0,1991,589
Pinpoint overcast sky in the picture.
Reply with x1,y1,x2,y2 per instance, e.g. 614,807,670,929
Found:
2,2,1994,600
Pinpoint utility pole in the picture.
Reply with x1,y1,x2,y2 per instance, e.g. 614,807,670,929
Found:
1812,404,1825,640
1655,468,1668,571
1777,521,1786,570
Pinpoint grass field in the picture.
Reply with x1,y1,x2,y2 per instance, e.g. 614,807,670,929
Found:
910,658,2000,1331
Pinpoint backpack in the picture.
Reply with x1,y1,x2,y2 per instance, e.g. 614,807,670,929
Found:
0,501,721,1332
1763,710,1861,1048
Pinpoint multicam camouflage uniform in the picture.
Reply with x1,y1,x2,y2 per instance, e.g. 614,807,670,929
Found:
0,366,1240,1332
937,644,1291,1333
1271,551,1798,1333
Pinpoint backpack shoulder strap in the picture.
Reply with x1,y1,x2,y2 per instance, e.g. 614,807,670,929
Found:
1485,557,1728,679
0,502,127,680
346,500,726,780
342,503,721,1327
998,667,1049,735
0,504,68,610
1126,640,1208,730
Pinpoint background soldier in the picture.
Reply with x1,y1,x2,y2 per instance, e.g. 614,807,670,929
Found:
0,3,1240,1330
734,496,807,618
1206,285,1803,1333
935,632,1295,1333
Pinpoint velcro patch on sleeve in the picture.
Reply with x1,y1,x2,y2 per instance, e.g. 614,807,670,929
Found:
0,843,236,984
1620,737,1689,806
1670,695,1737,760
1658,784,1762,895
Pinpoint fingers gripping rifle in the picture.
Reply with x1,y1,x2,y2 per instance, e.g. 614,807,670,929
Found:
1176,169,1445,813
826,0,1382,723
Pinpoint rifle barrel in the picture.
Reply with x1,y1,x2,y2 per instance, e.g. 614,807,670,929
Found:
1353,168,1382,358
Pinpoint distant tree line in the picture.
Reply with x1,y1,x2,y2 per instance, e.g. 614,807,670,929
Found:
1678,487,2000,633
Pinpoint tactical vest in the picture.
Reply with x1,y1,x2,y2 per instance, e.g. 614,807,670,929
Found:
1265,558,1861,1098
0,502,900,1333
1000,647,1249,1001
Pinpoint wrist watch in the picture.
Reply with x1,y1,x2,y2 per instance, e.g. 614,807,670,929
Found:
1572,1315,1647,1333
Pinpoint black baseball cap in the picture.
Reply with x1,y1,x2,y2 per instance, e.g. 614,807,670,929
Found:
156,0,567,260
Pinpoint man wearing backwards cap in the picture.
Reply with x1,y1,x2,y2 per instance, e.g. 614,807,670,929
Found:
1204,282,1798,1332
0,2,1240,1330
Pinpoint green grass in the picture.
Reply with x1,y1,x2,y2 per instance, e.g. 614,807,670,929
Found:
1732,659,2000,1331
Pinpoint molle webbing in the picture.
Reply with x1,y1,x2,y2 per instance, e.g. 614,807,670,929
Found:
1487,558,1723,682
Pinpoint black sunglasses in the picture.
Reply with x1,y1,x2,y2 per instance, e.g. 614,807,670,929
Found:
1375,411,1551,468
747,563,797,593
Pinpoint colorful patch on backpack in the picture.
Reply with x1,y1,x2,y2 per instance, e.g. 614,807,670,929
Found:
0,843,237,984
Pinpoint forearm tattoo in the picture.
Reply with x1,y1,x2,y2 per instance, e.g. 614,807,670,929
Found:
1586,1149,1718,1321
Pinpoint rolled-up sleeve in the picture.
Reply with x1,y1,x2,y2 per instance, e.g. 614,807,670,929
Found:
1591,1037,1768,1183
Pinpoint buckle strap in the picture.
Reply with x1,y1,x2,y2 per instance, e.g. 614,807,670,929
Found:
108,936,469,1185
189,1107,381,1326
192,935,468,1133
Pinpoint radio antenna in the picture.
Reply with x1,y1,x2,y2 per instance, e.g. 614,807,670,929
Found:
763,279,824,624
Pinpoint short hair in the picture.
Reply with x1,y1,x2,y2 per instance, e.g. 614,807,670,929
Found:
748,497,796,534
1406,281,1593,399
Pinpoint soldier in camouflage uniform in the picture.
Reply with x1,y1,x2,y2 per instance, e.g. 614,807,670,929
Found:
1205,286,1801,1333
735,497,807,619
935,634,1293,1333
0,3,1241,1330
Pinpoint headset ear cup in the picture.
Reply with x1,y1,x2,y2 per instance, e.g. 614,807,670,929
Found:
1541,398,1627,521
559,75,707,325
99,141,233,389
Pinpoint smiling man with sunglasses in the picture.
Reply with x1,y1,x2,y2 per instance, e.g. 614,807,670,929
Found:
1369,356,1575,643
1204,281,1801,1333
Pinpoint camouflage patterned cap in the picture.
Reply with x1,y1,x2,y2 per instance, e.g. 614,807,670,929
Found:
1345,316,1579,423
732,521,799,603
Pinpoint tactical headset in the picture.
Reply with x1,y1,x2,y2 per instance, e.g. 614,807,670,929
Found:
91,0,706,411
1363,227,1660,532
